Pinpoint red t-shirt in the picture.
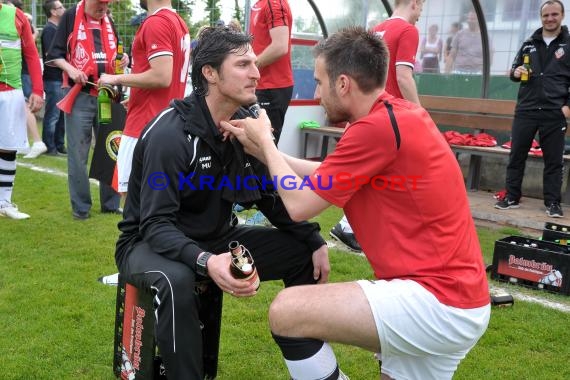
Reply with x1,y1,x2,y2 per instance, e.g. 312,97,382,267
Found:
311,92,489,309
249,0,293,90
373,17,418,99
123,8,190,138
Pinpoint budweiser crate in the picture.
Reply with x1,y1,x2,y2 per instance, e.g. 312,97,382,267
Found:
542,222,570,245
491,236,570,295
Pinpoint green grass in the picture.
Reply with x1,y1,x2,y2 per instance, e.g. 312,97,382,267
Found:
2,161,570,379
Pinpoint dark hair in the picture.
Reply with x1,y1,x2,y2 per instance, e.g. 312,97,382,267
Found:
42,0,56,18
191,26,252,96
6,0,24,10
313,26,389,94
541,0,565,14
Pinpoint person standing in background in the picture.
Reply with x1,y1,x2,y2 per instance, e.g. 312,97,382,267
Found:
41,0,67,156
98,0,191,194
5,0,48,159
0,1,44,219
330,0,424,252
244,0,294,226
444,21,462,67
45,0,127,220
495,0,570,218
420,24,442,73
445,10,487,74
249,0,293,143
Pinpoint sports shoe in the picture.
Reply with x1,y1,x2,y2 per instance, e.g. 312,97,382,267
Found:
547,203,564,218
244,210,270,226
0,202,30,219
72,210,90,220
330,223,362,252
23,141,48,158
494,198,520,210
98,272,119,286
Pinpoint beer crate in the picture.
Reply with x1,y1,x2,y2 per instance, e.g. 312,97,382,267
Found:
542,222,570,245
491,236,570,295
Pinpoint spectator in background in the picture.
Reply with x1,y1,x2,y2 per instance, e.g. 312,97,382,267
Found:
328,0,424,252
98,0,191,194
444,21,462,66
445,10,488,74
420,24,442,73
41,0,67,156
228,18,242,32
6,0,48,159
249,0,293,143
46,0,126,220
246,0,294,226
0,0,44,219
495,0,570,218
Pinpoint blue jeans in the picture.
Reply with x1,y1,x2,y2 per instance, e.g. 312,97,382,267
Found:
21,73,32,99
42,80,66,152
64,90,120,214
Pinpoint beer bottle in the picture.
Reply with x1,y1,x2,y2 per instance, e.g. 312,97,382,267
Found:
115,40,124,75
520,54,530,83
98,88,112,124
229,241,260,290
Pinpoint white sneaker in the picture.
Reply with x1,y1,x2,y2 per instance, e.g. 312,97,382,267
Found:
23,141,48,158
0,202,30,219
98,272,119,286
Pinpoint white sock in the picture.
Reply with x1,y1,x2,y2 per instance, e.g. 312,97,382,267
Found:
0,152,16,204
285,342,338,380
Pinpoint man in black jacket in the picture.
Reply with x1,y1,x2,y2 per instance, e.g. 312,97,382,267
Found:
495,0,570,217
115,26,330,380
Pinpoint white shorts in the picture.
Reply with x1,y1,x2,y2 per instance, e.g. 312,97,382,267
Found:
357,279,490,380
0,89,28,150
116,135,138,193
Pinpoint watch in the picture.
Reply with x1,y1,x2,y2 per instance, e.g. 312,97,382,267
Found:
196,252,213,277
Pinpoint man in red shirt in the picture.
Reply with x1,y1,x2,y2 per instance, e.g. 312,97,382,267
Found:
98,0,190,193
249,0,293,143
0,2,44,219
223,26,490,380
331,0,425,251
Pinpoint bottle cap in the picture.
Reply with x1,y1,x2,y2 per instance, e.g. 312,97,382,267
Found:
241,263,253,274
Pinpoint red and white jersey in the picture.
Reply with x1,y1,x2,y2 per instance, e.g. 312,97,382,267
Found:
249,0,293,90
310,92,489,309
373,17,419,99
123,8,190,138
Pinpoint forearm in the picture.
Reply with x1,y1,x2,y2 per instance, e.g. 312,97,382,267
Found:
397,74,421,105
262,142,329,221
112,69,172,89
282,152,321,177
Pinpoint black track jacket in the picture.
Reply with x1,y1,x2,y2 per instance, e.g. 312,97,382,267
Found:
116,94,326,271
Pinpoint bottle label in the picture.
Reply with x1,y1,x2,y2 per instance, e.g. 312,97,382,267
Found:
100,102,112,123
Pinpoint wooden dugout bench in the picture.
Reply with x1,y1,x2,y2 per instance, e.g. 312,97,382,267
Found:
301,95,570,191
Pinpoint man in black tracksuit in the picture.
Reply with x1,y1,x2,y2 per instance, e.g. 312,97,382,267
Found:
115,27,330,379
495,0,570,217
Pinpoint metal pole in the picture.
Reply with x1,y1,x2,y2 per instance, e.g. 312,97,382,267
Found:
471,0,490,98
244,0,251,34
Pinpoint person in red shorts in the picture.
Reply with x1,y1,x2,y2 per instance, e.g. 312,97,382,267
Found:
98,0,190,194
222,26,490,380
